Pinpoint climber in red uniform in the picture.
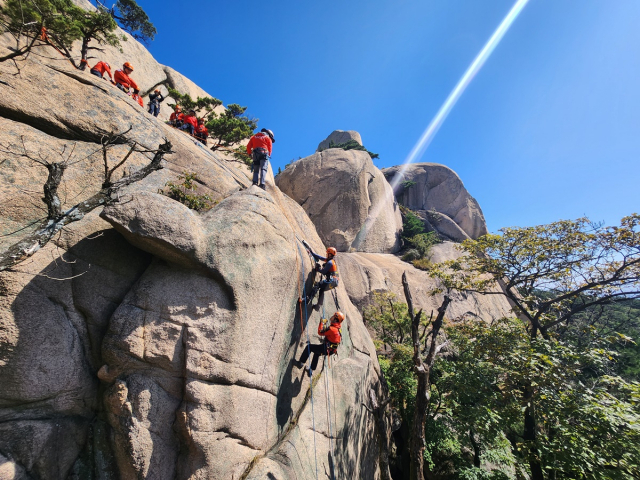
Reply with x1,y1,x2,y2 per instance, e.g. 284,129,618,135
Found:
114,62,139,93
169,106,184,128
89,61,114,82
181,109,198,135
296,312,345,375
246,128,274,189
131,90,144,107
302,240,339,305
195,118,208,144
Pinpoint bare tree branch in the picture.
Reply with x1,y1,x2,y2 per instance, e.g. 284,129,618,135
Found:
0,138,172,272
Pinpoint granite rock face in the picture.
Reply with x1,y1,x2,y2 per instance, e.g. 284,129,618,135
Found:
384,163,488,240
0,17,381,480
339,242,513,320
317,129,363,151
276,148,403,253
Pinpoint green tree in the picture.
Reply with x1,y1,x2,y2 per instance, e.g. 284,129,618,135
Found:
69,5,122,69
0,0,125,69
0,0,82,62
318,139,379,159
95,0,156,43
402,207,425,239
363,277,451,480
167,87,222,120
428,214,640,479
441,317,640,479
206,104,257,151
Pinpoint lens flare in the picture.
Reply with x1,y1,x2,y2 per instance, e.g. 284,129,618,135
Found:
354,0,530,248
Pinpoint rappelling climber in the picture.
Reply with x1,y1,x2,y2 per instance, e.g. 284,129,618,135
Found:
195,118,208,144
302,240,339,305
89,60,114,83
148,89,164,117
296,312,345,375
114,62,138,94
169,105,184,128
246,128,275,190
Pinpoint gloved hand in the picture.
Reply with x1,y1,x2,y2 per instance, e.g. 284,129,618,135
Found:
314,263,321,272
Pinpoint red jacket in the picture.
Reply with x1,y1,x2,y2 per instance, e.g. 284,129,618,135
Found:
196,124,208,136
90,61,112,80
132,93,143,107
114,69,139,91
183,115,198,129
170,112,184,122
246,132,272,156
318,320,342,345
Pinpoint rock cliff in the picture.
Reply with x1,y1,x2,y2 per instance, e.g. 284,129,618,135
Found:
0,5,512,478
0,17,382,480
384,163,488,241
276,146,403,254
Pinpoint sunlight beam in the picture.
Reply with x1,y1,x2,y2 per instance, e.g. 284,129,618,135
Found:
355,0,530,249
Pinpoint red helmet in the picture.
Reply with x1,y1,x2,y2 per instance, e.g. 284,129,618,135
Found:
123,62,134,71
326,247,337,257
331,312,345,323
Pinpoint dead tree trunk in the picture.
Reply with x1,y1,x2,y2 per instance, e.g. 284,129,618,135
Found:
402,272,450,480
43,162,67,219
367,388,393,480
0,139,172,272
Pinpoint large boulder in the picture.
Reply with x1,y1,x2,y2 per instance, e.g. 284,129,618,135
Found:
384,163,488,240
97,187,382,479
317,130,363,151
276,148,402,253
339,243,513,320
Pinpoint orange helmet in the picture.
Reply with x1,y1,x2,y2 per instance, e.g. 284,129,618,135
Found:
123,62,134,71
326,247,337,257
331,311,345,323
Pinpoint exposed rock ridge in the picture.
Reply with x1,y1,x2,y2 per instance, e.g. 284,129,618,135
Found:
384,163,488,241
276,147,402,254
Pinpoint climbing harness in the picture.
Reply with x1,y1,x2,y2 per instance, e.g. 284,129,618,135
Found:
296,235,341,480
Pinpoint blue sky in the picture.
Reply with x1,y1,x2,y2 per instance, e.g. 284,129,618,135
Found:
134,0,639,232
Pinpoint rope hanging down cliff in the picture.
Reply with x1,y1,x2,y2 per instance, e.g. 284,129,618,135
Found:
295,240,319,480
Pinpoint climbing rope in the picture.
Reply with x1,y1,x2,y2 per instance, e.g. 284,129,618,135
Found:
322,302,336,480
296,242,319,480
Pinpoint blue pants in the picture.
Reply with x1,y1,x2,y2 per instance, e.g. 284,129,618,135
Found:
148,103,160,117
252,157,269,186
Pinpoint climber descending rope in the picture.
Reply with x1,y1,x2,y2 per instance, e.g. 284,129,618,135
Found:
294,236,347,480
299,239,339,306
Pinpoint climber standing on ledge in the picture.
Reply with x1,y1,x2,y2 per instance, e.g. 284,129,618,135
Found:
148,89,164,117
296,312,345,375
302,240,339,305
246,128,275,190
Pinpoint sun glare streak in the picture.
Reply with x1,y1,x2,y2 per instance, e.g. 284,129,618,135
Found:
354,0,530,248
